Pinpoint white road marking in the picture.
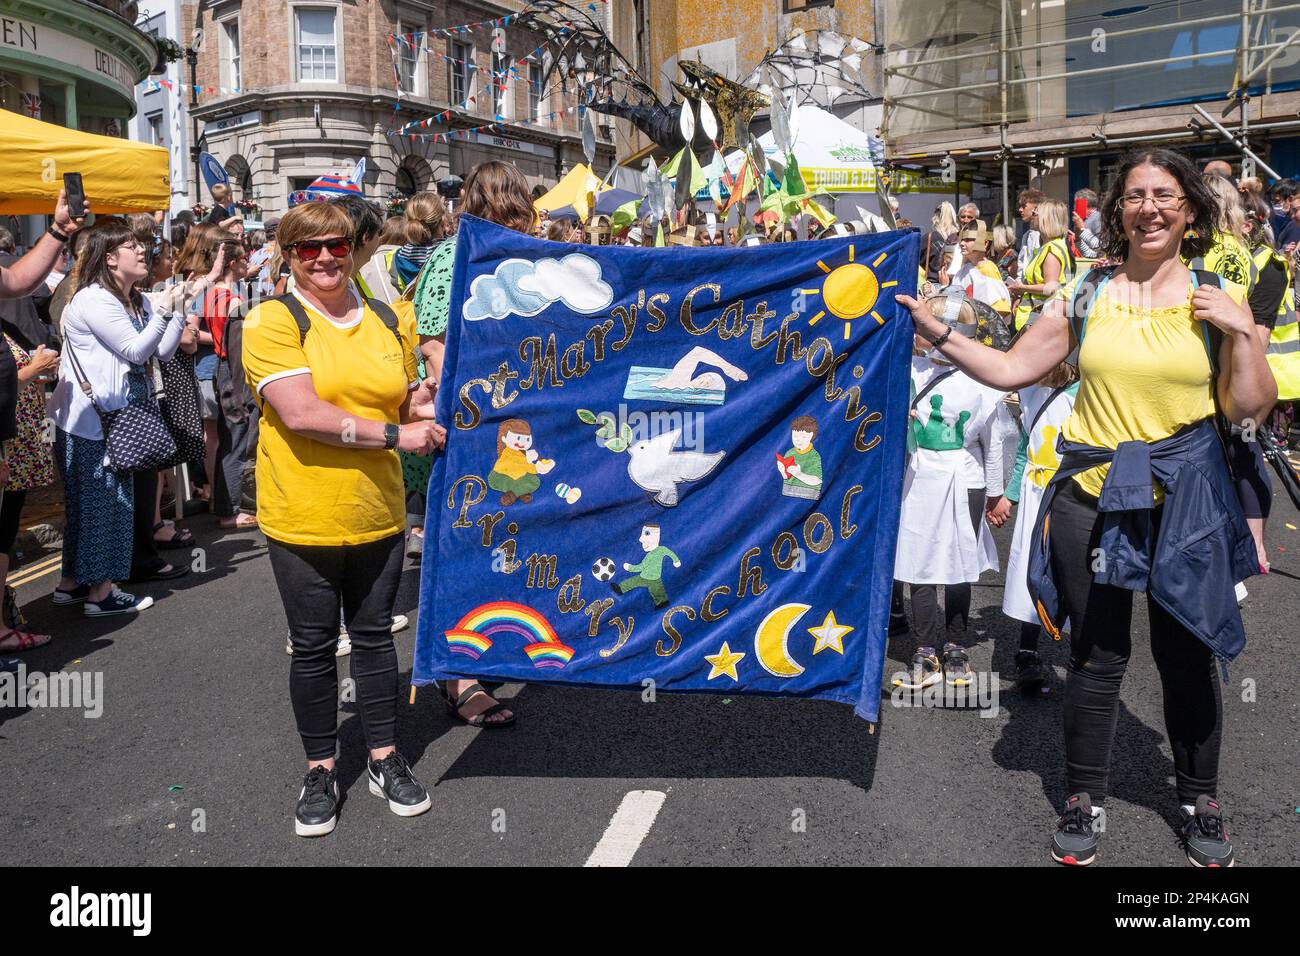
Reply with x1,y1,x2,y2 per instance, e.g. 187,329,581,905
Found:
584,790,668,867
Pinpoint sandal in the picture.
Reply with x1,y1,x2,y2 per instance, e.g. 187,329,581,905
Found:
0,628,52,653
152,520,195,549
438,681,516,728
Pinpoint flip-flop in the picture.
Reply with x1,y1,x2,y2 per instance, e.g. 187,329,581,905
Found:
152,520,195,549
438,681,515,728
0,628,52,653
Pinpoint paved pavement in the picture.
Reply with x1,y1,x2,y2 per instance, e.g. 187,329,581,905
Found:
1,488,1297,867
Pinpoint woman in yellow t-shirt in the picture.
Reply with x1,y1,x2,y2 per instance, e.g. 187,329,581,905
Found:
896,149,1275,868
243,200,444,838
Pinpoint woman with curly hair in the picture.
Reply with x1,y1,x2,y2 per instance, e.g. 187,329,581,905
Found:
897,149,1274,868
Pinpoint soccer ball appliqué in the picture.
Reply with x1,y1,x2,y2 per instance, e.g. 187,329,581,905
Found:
591,557,616,582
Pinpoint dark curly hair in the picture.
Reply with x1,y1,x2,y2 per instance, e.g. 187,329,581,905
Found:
1099,148,1219,261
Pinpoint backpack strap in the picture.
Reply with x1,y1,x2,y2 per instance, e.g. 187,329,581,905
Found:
1026,383,1073,437
274,293,312,345
1066,263,1118,364
910,367,958,412
275,292,404,348
1190,268,1224,373
364,297,404,347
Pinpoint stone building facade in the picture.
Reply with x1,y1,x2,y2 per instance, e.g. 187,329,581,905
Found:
186,0,614,216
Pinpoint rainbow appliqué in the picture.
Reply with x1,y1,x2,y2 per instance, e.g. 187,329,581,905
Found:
444,602,575,669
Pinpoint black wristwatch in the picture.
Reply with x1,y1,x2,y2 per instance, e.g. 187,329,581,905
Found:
383,423,400,450
47,225,70,243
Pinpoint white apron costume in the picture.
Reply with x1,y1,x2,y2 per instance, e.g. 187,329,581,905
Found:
895,356,1016,584
1002,383,1078,622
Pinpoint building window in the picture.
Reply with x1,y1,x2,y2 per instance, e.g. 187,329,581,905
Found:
147,113,165,146
529,61,543,121
450,40,473,106
221,18,241,90
296,7,338,82
492,50,509,118
398,24,421,95
783,0,833,10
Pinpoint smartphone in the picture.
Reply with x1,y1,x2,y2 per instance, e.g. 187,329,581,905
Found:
1074,197,1088,222
63,172,86,218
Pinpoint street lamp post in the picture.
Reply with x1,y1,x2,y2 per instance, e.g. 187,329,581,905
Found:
186,28,205,209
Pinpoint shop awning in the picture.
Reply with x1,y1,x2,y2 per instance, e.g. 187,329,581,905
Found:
0,109,169,215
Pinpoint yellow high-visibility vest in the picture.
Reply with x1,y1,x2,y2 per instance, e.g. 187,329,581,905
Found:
1253,245,1300,401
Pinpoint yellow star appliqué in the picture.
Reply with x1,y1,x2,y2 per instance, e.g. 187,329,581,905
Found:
808,611,853,655
705,642,746,681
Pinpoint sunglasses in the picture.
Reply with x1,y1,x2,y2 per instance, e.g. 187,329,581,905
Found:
289,237,353,261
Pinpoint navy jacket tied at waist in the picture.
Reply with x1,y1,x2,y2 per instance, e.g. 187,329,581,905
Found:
1027,418,1258,664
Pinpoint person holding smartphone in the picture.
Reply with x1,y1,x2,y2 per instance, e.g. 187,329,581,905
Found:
0,188,90,300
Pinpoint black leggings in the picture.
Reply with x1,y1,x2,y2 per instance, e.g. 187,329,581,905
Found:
1049,481,1222,805
909,488,985,649
0,488,26,554
1229,438,1271,520
131,469,162,574
266,532,405,761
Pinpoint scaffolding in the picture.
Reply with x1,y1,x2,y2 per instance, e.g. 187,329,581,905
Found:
882,0,1300,221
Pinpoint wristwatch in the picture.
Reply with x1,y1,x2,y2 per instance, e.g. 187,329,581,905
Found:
383,423,400,450
47,225,70,243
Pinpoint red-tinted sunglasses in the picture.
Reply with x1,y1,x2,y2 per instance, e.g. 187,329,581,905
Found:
289,237,352,261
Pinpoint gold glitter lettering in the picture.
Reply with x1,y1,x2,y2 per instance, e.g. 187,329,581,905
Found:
679,283,722,336
448,475,486,528
657,605,696,656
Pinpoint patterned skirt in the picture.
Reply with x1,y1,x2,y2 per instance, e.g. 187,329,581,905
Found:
55,372,146,585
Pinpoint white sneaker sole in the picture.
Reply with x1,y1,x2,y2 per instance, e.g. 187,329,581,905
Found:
891,672,943,691
368,776,432,817
295,814,338,837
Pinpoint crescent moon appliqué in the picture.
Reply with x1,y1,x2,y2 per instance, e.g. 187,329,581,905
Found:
754,603,811,678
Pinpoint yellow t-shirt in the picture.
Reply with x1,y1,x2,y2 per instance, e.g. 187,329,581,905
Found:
242,291,419,546
1059,272,1245,498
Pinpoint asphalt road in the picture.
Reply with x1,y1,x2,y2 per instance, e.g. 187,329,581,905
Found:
2,487,1297,867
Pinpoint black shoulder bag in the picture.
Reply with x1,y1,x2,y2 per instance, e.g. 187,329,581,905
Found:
65,334,177,473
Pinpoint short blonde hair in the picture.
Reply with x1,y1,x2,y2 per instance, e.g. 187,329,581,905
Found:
992,224,1015,255
211,183,231,203
1035,200,1069,242
276,201,355,254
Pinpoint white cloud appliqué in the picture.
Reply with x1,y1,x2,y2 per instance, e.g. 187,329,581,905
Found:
462,253,614,321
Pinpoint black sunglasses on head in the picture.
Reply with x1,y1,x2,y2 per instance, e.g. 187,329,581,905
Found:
289,237,353,261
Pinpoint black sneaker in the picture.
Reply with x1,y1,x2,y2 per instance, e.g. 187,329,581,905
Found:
892,646,942,690
943,643,974,687
295,765,340,837
1180,795,1234,867
367,752,432,817
52,584,90,606
1015,650,1045,692
1052,792,1101,866
84,588,154,617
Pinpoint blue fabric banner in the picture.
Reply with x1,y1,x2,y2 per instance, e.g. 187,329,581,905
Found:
414,216,916,720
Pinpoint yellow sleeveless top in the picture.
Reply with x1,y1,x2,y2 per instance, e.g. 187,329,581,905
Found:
1059,272,1244,498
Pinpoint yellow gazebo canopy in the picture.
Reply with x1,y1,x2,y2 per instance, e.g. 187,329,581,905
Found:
533,163,604,214
0,109,170,215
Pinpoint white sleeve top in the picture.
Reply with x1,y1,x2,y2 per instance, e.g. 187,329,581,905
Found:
49,283,184,441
